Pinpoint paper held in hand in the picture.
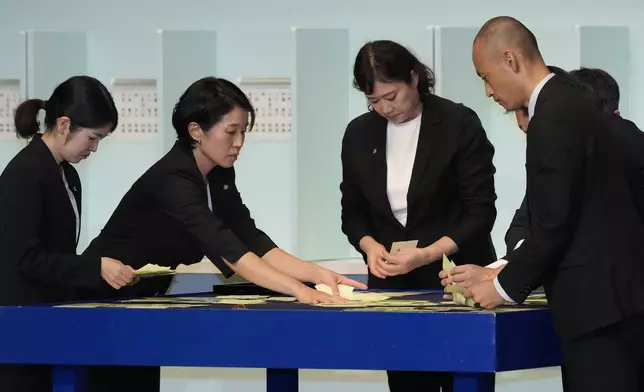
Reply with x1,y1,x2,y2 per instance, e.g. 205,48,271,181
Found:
390,240,419,255
314,284,392,302
315,283,355,299
134,263,175,277
443,254,476,307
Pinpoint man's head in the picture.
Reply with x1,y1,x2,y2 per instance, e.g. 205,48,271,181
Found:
472,16,549,111
569,67,620,115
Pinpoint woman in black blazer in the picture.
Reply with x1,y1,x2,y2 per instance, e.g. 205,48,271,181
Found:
340,40,497,392
81,77,366,392
0,76,136,392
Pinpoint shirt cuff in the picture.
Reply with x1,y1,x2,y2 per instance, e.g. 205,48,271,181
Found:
493,276,515,303
514,239,525,250
485,259,509,269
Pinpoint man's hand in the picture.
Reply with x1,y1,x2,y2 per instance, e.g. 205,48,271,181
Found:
440,264,502,289
439,263,505,301
464,280,505,309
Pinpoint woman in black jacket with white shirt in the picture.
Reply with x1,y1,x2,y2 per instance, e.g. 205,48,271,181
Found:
82,76,366,392
340,40,497,392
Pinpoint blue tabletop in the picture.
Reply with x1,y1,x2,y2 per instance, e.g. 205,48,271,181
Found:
0,290,561,374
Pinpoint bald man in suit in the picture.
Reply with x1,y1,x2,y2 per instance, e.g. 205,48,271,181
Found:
453,16,644,392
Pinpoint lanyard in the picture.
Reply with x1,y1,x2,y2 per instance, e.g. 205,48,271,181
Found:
60,167,80,244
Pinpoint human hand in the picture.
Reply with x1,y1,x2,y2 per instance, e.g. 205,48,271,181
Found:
464,279,505,309
443,264,500,289
314,267,368,295
294,286,347,304
382,248,429,276
100,257,136,290
439,263,505,300
360,237,389,279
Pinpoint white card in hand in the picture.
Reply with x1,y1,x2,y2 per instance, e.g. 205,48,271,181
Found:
390,240,419,255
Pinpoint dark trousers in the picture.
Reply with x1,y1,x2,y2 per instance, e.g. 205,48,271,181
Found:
387,370,453,392
561,313,644,392
86,365,160,392
0,364,52,392
368,270,455,392
80,277,169,392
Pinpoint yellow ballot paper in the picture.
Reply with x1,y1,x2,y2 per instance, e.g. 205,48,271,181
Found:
134,263,175,277
315,284,355,299
390,240,419,255
442,254,476,307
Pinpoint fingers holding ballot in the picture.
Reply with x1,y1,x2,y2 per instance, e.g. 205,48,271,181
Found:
382,240,427,276
360,237,390,279
439,254,507,308
297,286,349,304
440,264,500,289
313,266,368,296
100,257,136,290
441,254,474,306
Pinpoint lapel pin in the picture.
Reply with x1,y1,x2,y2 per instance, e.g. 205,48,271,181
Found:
373,148,377,154
223,184,229,190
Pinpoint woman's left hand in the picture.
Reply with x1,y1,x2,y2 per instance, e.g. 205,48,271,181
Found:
314,267,368,295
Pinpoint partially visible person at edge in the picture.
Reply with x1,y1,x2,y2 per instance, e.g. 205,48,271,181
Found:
0,75,136,392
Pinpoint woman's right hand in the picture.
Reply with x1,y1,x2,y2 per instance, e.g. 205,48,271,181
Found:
100,257,136,289
360,237,389,279
294,286,347,305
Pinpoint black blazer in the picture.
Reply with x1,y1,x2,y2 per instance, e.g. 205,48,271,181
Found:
505,195,529,253
608,115,644,220
340,94,497,289
0,135,101,306
82,141,277,297
498,76,644,340
505,114,644,254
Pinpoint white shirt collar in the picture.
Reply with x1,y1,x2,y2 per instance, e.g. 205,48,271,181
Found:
528,73,555,119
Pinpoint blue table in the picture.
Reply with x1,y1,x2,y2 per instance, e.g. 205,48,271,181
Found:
0,291,562,392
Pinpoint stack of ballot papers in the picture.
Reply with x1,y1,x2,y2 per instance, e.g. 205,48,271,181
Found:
134,263,175,277
442,254,476,307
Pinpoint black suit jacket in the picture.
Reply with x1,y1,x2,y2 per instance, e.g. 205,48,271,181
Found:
0,135,101,305
505,195,529,253
340,94,497,289
83,141,277,297
505,114,644,254
608,115,644,220
498,76,644,340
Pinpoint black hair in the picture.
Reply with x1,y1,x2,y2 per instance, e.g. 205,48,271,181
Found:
172,77,256,148
546,65,583,90
569,67,620,114
547,65,567,76
475,16,542,61
352,40,435,103
14,75,118,139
